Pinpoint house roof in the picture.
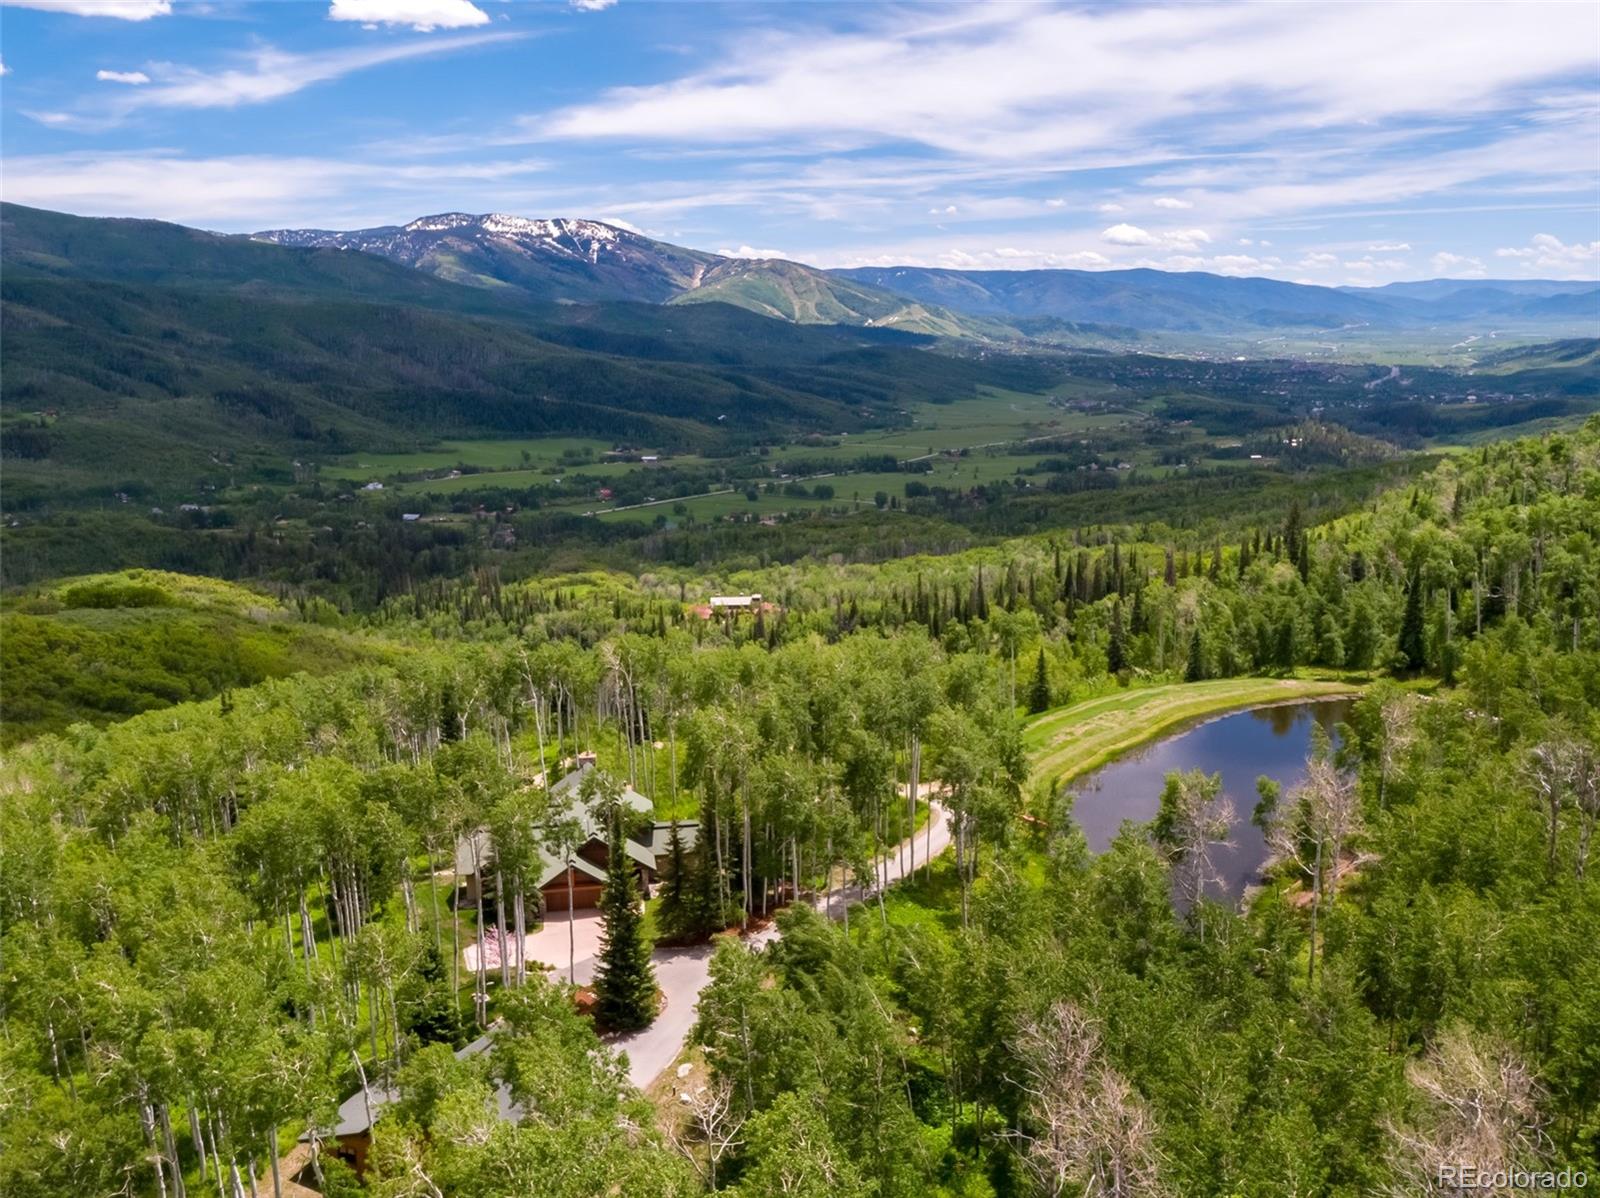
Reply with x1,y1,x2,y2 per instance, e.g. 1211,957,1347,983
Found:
324,1031,517,1139
455,763,676,886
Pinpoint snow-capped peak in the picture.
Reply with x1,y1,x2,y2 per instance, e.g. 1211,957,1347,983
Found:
401,213,624,244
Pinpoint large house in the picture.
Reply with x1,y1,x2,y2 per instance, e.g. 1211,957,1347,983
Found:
454,754,698,912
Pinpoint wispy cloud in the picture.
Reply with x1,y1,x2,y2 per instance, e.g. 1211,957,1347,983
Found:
1431,250,1486,277
534,4,1597,158
0,150,548,229
32,31,524,128
96,69,151,85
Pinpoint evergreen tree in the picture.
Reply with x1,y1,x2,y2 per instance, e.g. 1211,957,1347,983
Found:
1398,565,1427,672
690,797,724,935
1107,599,1128,674
1284,500,1304,565
589,782,658,1032
1027,645,1052,713
654,819,694,943
1185,629,1206,682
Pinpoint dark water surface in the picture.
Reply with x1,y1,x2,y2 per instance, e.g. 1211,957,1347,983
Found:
1067,699,1352,899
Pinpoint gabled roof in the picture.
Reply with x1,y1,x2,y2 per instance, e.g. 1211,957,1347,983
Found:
324,1030,519,1139
647,821,701,857
455,763,666,883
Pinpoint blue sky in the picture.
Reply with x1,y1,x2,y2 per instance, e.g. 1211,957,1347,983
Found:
1,0,1597,285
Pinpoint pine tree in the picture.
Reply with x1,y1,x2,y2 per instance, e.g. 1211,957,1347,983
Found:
1284,500,1304,565
1186,628,1206,682
1027,645,1052,713
654,819,693,943
592,797,658,1031
1398,565,1427,672
690,797,723,935
1107,599,1128,674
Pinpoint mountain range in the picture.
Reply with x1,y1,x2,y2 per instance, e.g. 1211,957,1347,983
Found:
2,203,1595,522
0,203,1057,508
252,211,1599,340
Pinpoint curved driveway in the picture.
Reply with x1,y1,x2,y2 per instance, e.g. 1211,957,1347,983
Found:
483,803,953,1087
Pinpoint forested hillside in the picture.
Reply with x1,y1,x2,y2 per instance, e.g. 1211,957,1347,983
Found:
0,205,1051,488
2,422,1596,1196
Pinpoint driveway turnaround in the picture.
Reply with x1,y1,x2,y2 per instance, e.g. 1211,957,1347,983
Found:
467,803,953,1088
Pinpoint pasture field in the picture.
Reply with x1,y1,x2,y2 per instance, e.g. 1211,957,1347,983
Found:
324,437,620,481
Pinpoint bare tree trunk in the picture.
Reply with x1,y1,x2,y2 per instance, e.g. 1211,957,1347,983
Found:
141,1099,170,1198
189,1103,208,1185
426,839,442,956
470,840,489,1026
514,890,526,988
741,778,752,928
494,869,511,990
267,1129,282,1198
1308,836,1322,987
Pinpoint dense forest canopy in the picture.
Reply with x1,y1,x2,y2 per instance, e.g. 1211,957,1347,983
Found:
2,421,1597,1195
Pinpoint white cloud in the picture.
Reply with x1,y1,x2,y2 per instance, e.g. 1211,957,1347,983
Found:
0,59,9,77
1096,202,1126,214
327,0,489,31
2,0,170,18
722,245,789,260
37,32,521,125
0,150,549,230
1045,198,1065,208
1101,222,1212,250
1164,227,1211,249
96,69,150,85
1431,250,1486,277
1493,232,1600,276
535,4,1598,163
1153,196,1193,210
570,0,618,9
1343,256,1409,273
1208,254,1276,275
1298,252,1339,269
1368,241,1411,252
1101,222,1157,246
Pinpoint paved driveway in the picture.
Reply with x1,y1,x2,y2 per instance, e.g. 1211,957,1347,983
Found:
462,805,954,1089
618,802,952,1087
465,909,607,985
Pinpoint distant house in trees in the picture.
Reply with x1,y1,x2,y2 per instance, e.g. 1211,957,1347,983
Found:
454,753,698,913
315,1029,517,1179
691,593,778,619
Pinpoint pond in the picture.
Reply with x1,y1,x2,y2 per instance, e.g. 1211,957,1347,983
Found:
1066,698,1352,900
